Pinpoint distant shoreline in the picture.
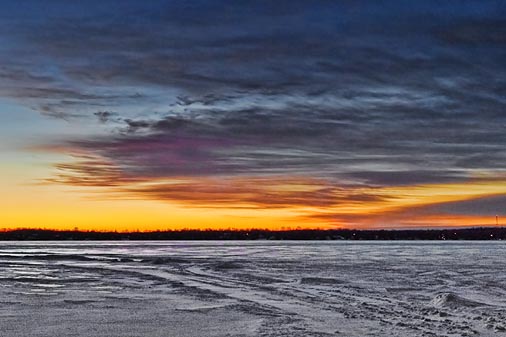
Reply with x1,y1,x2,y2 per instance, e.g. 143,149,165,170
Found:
0,228,505,241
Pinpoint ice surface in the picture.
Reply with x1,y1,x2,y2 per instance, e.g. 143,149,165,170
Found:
1,241,506,336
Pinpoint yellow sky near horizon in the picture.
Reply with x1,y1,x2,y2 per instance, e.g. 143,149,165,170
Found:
2,153,504,231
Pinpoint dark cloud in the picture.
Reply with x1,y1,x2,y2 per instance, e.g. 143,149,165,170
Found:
44,95,506,188
94,111,115,123
123,119,152,132
1,0,505,215
415,195,506,216
48,154,387,209
344,170,469,186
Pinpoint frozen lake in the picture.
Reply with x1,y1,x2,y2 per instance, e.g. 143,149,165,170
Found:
1,241,505,337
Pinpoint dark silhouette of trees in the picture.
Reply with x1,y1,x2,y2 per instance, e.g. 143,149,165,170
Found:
0,227,505,241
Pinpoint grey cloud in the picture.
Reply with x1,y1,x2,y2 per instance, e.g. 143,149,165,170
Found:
1,1,505,196
94,111,115,123
123,119,151,131
421,195,506,216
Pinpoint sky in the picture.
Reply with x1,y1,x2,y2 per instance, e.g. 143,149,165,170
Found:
1,0,505,231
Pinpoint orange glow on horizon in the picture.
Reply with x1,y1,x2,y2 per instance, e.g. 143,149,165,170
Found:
3,153,506,231
7,127,506,230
